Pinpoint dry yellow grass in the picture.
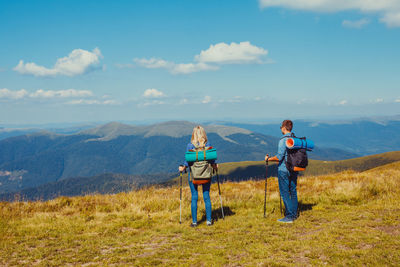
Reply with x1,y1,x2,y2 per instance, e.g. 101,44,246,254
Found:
1,162,399,266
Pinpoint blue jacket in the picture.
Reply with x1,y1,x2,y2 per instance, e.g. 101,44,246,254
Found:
276,133,291,173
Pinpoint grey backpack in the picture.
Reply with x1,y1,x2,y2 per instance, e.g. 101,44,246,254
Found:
190,147,213,184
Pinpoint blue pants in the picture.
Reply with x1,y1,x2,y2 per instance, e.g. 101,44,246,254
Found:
188,174,212,223
278,170,298,219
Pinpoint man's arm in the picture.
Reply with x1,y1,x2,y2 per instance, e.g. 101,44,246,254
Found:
265,139,286,162
266,155,279,162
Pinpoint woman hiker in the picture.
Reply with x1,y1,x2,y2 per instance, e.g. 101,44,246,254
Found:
265,120,299,223
178,125,218,227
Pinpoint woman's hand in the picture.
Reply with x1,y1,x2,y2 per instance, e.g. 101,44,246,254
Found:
179,165,186,172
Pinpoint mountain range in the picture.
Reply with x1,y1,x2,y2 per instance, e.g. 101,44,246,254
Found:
0,121,357,195
220,116,400,155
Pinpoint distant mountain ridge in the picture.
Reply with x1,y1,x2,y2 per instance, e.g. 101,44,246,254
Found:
0,121,277,194
220,118,400,155
81,121,252,141
0,124,95,140
0,121,357,195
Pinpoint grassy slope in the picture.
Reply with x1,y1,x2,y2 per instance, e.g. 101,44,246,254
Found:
0,173,176,202
305,150,400,175
167,151,400,186
1,161,400,265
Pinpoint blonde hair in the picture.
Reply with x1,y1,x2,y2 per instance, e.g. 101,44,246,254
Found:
191,125,208,148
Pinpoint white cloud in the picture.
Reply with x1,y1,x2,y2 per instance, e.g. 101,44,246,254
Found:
195,41,268,64
134,41,268,74
170,62,218,74
259,0,400,27
13,48,103,77
0,88,28,99
103,99,118,105
134,58,217,74
180,98,189,105
0,88,118,105
202,95,212,104
381,11,400,27
296,98,308,104
374,98,384,103
218,96,243,103
342,18,370,28
139,100,165,107
29,89,93,98
66,99,118,105
395,98,400,103
338,99,348,105
143,88,165,98
134,58,171,69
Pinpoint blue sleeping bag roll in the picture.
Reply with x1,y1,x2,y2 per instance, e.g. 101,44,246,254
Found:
286,137,314,151
185,148,217,162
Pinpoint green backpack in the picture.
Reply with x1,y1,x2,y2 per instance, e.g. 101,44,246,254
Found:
186,147,216,184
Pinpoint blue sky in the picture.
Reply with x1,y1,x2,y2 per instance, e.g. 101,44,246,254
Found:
0,0,399,125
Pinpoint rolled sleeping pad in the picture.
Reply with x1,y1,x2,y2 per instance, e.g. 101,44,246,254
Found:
286,137,314,151
185,148,217,162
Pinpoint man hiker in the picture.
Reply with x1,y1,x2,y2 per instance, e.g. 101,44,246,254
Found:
265,120,298,223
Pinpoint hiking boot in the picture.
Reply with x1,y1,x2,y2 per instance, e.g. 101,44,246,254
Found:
277,217,293,223
206,221,213,226
190,222,197,227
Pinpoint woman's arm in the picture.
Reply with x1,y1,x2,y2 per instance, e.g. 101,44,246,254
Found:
179,143,194,172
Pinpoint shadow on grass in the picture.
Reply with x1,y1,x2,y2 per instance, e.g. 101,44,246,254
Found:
273,201,316,217
298,202,316,212
218,164,278,183
198,206,235,224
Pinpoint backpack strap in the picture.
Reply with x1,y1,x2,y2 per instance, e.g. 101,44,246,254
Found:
194,147,207,162
280,132,294,139
280,133,294,171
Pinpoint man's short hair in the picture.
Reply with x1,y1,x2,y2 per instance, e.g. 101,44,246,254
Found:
281,120,293,132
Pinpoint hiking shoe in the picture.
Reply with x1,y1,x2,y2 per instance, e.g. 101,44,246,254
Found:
206,221,213,226
277,217,294,224
190,222,197,227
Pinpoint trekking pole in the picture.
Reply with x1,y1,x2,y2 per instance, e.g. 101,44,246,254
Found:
279,190,283,216
264,160,268,218
297,180,301,218
179,166,183,224
216,169,225,220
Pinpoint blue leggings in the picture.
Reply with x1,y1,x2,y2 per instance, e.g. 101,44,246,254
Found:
188,174,212,223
